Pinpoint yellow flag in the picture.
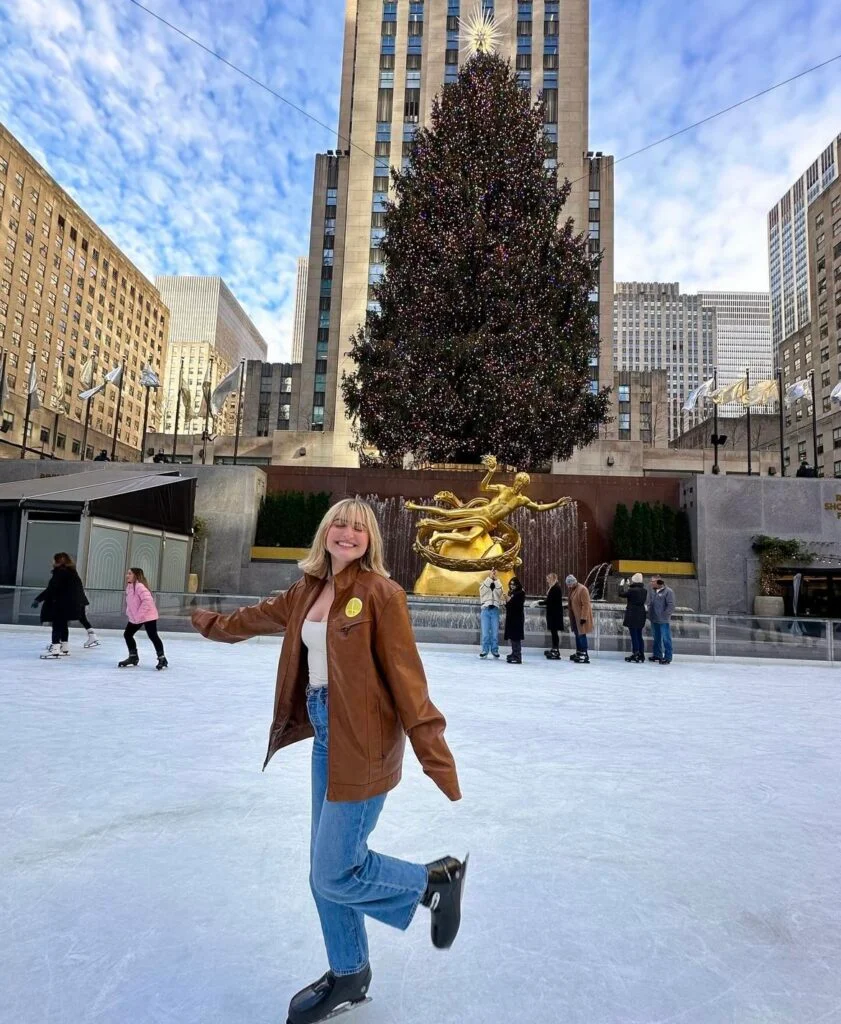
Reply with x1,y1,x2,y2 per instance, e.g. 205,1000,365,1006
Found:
710,378,748,405
740,379,778,406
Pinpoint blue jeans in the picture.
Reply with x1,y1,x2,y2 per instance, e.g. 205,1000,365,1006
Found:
651,622,673,661
628,627,644,656
480,606,500,654
306,687,428,975
571,622,588,653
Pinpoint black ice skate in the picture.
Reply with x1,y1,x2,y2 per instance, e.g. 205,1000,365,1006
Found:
118,655,139,668
286,964,372,1024
506,654,522,664
156,656,168,671
544,648,561,660
422,853,469,949
570,652,590,664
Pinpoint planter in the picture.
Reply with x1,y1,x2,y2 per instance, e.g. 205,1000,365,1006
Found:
753,595,784,618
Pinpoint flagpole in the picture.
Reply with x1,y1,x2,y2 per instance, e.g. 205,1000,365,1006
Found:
140,384,152,463
201,355,214,466
776,367,786,477
712,368,720,475
20,382,33,460
110,360,126,461
745,367,752,476
80,353,97,463
171,357,184,464
809,368,819,475
232,359,245,466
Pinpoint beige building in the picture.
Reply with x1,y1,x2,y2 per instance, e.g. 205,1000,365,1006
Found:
154,276,267,439
777,174,841,476
0,123,169,460
295,0,614,460
291,257,308,364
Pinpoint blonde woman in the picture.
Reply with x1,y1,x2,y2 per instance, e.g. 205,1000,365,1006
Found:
192,498,466,1024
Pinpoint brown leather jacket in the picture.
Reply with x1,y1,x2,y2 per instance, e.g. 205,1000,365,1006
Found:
191,562,461,803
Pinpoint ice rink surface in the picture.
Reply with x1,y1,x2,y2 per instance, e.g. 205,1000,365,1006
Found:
2,627,841,1024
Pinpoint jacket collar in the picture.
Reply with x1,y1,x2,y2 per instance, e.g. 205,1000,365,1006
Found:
304,560,364,594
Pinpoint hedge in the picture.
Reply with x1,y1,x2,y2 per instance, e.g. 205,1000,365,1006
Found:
255,491,331,547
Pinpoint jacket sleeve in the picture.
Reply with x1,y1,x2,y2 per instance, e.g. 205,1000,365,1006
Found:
665,589,676,617
375,590,461,801
191,585,297,643
137,584,158,622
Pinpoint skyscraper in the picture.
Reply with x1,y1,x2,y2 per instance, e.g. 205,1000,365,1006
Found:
697,292,773,416
154,276,267,437
613,283,716,442
294,0,614,463
768,132,840,347
291,257,308,364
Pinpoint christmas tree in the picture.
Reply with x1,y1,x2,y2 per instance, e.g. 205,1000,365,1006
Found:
341,51,610,468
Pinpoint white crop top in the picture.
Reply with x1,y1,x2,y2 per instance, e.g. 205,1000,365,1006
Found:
301,619,329,688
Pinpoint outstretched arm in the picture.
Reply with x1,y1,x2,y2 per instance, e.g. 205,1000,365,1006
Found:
191,579,303,643
527,497,571,512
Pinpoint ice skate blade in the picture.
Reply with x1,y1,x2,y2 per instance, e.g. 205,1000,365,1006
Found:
286,996,371,1024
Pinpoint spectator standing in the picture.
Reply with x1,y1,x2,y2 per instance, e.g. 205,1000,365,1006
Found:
566,575,593,664
504,576,526,664
619,573,647,663
478,567,505,659
538,573,565,660
648,577,676,665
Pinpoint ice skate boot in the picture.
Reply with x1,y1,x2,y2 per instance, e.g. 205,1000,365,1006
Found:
59,642,70,657
544,648,561,660
156,656,168,671
422,853,469,949
570,652,590,664
506,654,522,664
83,630,100,648
286,964,372,1024
118,655,139,668
40,644,62,659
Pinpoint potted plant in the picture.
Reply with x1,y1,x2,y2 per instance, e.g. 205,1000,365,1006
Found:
751,535,815,617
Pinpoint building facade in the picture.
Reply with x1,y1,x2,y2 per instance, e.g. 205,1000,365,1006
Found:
294,0,614,461
613,283,716,441
154,276,267,438
291,257,308,364
768,132,840,347
0,123,170,460
241,360,302,437
696,291,773,416
777,174,841,476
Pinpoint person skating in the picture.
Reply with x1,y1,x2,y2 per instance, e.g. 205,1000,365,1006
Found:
478,566,505,658
565,575,593,664
191,498,465,1024
32,552,89,658
504,576,526,664
538,572,565,659
119,568,168,669
648,576,676,665
619,573,647,663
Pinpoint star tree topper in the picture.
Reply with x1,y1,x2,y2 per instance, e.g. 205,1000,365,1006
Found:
460,2,506,57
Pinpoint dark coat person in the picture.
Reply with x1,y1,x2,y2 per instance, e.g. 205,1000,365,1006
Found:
619,573,648,663
538,572,565,658
504,577,526,664
34,564,87,624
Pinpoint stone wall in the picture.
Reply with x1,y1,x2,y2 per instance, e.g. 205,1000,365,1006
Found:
682,476,841,614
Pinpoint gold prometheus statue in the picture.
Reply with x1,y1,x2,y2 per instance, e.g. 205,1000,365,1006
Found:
405,455,572,596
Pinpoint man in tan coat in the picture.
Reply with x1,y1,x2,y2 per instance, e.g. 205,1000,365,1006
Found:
566,574,593,664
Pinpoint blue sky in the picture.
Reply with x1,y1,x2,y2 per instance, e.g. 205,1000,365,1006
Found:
1,0,839,361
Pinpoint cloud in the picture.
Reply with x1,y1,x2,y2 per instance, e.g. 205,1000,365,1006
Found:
591,0,841,293
0,0,344,361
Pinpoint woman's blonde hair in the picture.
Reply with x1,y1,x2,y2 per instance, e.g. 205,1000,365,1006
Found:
299,498,389,579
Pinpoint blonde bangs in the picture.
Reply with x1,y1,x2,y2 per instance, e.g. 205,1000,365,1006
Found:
298,497,390,579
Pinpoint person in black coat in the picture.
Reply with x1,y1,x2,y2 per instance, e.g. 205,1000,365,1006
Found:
619,572,647,663
538,572,565,659
32,553,91,658
504,576,526,664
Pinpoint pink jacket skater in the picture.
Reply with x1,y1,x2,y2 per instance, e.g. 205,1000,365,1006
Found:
119,567,168,670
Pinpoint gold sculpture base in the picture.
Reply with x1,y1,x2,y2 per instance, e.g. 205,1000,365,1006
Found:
414,534,514,596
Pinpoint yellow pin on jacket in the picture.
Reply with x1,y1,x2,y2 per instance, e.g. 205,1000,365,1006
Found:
191,562,461,803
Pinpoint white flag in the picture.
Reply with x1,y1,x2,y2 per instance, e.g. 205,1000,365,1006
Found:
784,378,812,404
740,379,779,406
210,365,242,418
710,378,748,405
140,365,161,388
79,378,108,401
27,362,41,411
683,377,715,411
78,357,94,389
830,382,841,406
180,383,194,422
105,365,123,386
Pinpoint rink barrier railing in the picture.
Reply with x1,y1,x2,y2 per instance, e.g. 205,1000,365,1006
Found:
0,586,837,663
